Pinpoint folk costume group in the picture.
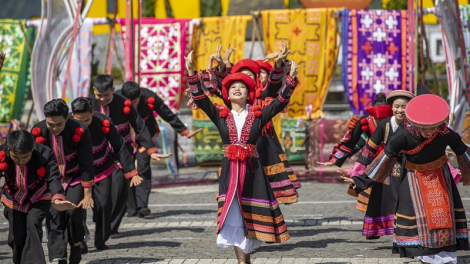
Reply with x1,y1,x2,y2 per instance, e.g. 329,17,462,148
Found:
334,83,470,264
4,39,470,264
1,73,199,263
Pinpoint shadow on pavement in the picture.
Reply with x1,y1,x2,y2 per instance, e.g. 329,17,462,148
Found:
118,227,206,237
87,257,165,264
111,241,181,250
146,209,217,219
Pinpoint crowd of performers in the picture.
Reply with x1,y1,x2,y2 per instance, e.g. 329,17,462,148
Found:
326,83,470,264
4,38,470,264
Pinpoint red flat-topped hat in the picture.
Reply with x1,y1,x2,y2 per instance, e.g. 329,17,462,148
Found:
222,72,257,105
365,105,393,119
386,90,415,105
232,59,261,75
405,94,449,128
255,60,273,72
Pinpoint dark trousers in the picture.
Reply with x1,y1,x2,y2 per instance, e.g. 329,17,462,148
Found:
92,176,112,247
127,150,151,215
4,200,49,264
110,167,127,233
47,184,84,264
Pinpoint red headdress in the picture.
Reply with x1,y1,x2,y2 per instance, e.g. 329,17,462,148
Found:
255,60,273,73
232,59,261,75
222,72,257,105
404,94,449,135
365,105,393,119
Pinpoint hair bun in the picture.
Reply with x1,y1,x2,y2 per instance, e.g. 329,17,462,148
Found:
372,92,387,106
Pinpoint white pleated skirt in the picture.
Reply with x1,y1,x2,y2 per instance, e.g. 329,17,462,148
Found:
216,197,262,254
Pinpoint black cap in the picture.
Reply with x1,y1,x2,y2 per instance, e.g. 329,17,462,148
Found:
417,82,432,95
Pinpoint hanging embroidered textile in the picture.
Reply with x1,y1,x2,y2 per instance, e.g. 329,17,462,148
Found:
191,15,251,120
120,18,192,110
57,19,93,102
261,9,338,118
437,3,470,134
342,9,410,115
0,19,34,122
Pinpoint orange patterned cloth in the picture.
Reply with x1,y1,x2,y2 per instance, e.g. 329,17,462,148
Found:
191,16,251,120
261,9,338,118
416,168,453,230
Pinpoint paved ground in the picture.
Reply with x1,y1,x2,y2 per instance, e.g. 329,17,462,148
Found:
3,178,470,263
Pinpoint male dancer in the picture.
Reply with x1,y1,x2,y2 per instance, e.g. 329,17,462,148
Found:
71,97,143,250
2,130,76,264
32,99,94,264
89,75,170,237
117,81,200,217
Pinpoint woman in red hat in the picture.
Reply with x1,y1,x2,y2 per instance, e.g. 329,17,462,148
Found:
343,94,470,263
203,43,301,204
338,90,414,240
185,50,296,263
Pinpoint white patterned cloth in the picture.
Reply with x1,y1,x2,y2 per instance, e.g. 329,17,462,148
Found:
416,251,457,264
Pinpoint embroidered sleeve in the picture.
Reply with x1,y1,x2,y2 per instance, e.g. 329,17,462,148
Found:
451,129,470,185
52,193,66,201
189,73,220,125
277,75,297,103
329,116,363,166
77,127,95,185
128,103,157,151
262,65,285,99
45,148,67,200
81,179,95,188
107,119,137,174
153,94,188,134
364,151,397,185
124,169,138,180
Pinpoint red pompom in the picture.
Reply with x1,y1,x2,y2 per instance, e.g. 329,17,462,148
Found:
123,107,131,115
37,167,46,177
102,120,110,127
32,127,41,136
360,118,368,125
124,100,132,107
0,162,8,171
36,137,45,144
256,90,262,99
219,109,229,118
75,128,84,136
361,125,369,132
147,103,154,110
252,106,260,111
254,111,262,118
147,97,155,104
102,127,110,134
0,151,5,162
72,134,81,143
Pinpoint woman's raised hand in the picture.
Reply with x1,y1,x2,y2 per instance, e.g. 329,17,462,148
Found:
185,51,195,75
276,39,290,68
223,43,236,65
289,60,300,78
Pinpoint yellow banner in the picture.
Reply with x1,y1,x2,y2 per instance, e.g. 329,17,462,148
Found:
192,15,251,120
261,9,338,118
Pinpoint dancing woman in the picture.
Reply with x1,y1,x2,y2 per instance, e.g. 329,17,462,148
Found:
343,94,470,263
185,50,295,263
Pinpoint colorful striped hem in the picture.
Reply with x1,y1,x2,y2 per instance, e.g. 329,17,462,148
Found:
247,230,290,243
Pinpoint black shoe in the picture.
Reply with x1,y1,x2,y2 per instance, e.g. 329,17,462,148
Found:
69,245,82,264
58,260,67,264
110,232,122,239
138,207,151,216
366,236,380,240
80,242,88,254
95,244,109,251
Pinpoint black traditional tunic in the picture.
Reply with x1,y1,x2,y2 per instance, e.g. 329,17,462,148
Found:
116,88,189,139
353,127,470,258
353,116,403,238
189,72,291,244
205,64,300,204
332,114,379,211
0,143,66,264
89,93,157,155
31,118,94,263
257,66,300,204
